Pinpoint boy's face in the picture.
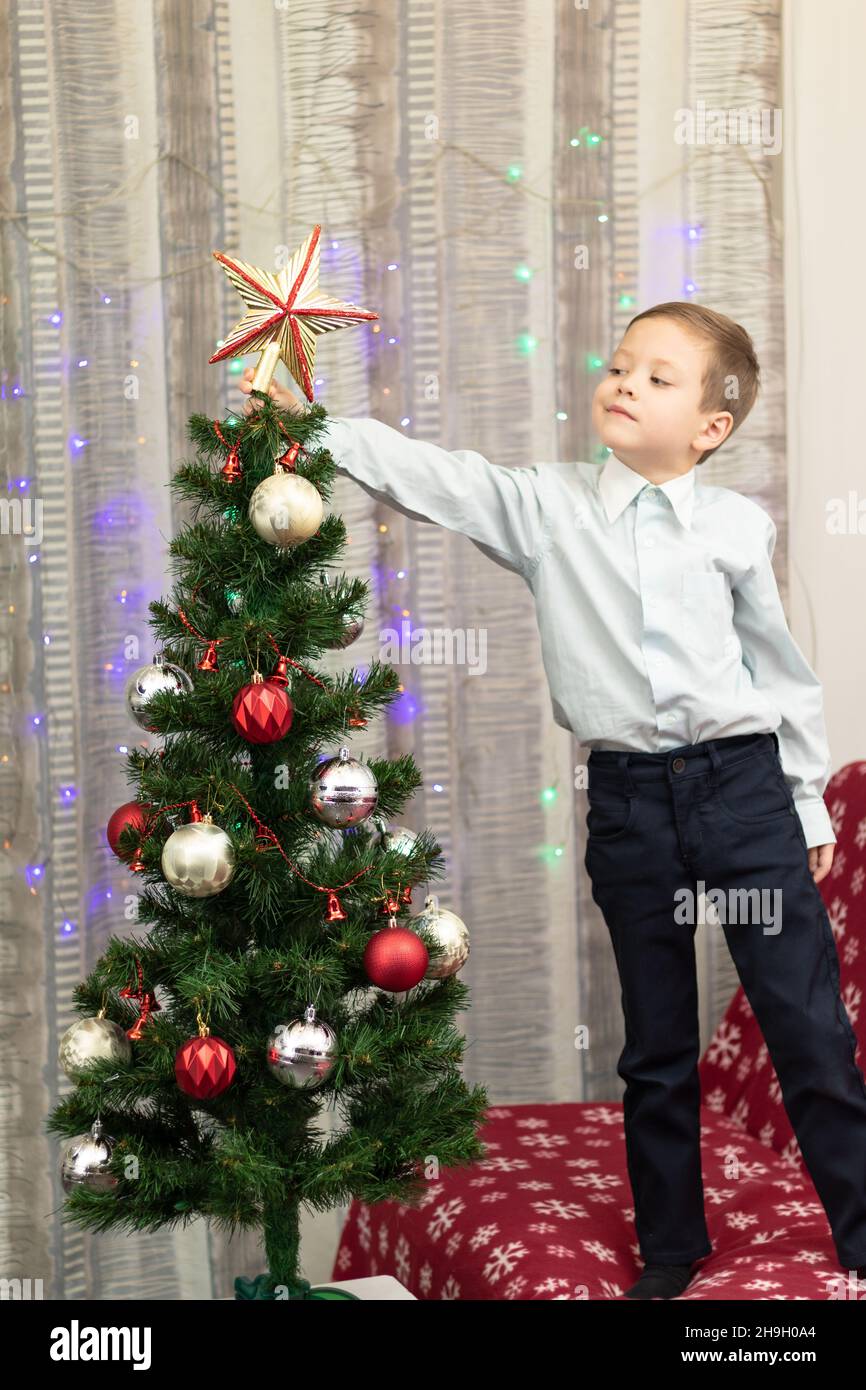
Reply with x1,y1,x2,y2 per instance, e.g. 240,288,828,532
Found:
591,318,733,475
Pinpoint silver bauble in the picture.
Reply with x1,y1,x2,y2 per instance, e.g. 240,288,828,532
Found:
374,821,419,856
248,471,323,548
309,745,378,828
161,814,236,898
60,1119,120,1194
59,1015,132,1079
225,587,245,614
415,893,470,980
266,1005,338,1089
126,653,193,731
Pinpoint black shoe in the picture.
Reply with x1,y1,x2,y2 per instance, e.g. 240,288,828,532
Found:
623,1261,696,1299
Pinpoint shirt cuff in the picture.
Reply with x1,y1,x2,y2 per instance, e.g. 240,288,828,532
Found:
795,797,836,850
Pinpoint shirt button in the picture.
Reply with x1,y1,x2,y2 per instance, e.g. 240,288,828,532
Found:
647,487,659,498
672,756,686,772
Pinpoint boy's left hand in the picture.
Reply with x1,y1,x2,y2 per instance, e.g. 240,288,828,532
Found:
809,843,834,885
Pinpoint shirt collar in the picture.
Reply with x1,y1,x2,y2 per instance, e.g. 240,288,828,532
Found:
597,451,696,530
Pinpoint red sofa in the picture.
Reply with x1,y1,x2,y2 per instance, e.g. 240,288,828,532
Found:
332,762,866,1299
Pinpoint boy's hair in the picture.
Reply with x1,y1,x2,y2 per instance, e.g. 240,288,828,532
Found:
624,301,761,465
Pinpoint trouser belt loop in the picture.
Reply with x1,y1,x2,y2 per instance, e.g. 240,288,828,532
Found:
705,739,722,788
619,751,637,797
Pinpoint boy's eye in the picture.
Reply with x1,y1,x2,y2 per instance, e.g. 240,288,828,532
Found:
607,366,669,386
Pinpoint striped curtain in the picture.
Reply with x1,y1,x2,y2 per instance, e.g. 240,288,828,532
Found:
0,0,784,1298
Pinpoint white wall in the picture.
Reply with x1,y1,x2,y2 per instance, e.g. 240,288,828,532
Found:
783,0,866,779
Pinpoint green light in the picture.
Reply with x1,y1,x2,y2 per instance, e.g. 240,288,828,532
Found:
540,785,557,805
517,333,538,355
570,137,581,147
229,360,244,375
226,415,239,427
588,133,602,145
224,506,240,523
506,164,522,182
618,293,634,309
538,843,565,865
555,410,568,422
586,354,605,371
514,264,533,282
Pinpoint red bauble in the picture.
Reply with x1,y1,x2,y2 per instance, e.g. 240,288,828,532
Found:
363,926,429,992
106,800,152,857
231,675,294,744
175,1034,237,1099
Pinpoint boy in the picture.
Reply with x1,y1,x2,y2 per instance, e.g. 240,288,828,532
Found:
239,302,866,1300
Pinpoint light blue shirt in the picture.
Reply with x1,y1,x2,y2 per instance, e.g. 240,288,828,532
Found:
319,415,835,849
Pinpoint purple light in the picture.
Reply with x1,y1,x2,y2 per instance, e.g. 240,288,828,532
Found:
70,436,88,453
684,280,696,294
59,785,78,804
49,312,62,326
103,296,111,304
386,262,399,271
387,687,421,725
687,225,702,240
28,553,39,564
60,918,76,936
30,714,44,729
77,358,88,368
12,386,23,397
17,478,28,489
25,863,44,888
115,744,129,754
432,783,443,793
331,241,339,249
388,337,397,345
400,417,411,428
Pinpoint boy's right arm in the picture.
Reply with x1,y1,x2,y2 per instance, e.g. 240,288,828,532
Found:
239,368,549,580
318,414,549,581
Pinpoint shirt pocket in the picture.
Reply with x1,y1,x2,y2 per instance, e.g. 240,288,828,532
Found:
680,570,730,658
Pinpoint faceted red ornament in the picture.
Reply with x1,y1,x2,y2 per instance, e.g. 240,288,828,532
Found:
231,675,294,744
175,1034,237,1099
106,800,152,860
363,926,429,991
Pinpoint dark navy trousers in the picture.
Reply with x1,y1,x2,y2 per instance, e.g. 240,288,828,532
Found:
584,730,866,1270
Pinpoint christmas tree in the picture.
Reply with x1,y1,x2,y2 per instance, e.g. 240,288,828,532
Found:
47,227,489,1301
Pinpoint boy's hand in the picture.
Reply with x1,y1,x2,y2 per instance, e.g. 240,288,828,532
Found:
809,843,834,885
238,366,305,417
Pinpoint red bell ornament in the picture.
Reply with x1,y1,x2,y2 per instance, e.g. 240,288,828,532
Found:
231,671,294,744
363,917,429,992
175,1031,237,1099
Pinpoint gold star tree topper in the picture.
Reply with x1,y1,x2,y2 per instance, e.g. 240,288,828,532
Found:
208,224,378,401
